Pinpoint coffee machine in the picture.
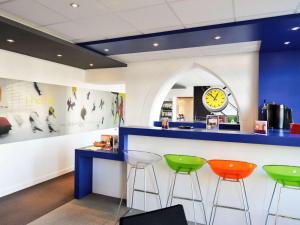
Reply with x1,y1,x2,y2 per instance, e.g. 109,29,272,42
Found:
259,101,293,129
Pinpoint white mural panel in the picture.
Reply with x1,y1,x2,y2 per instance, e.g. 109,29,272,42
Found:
0,78,124,144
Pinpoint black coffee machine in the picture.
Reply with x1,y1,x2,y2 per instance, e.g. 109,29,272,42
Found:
259,101,293,129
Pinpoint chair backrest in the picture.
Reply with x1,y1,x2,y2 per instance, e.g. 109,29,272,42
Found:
119,205,188,225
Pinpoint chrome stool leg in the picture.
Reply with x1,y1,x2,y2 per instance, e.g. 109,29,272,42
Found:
195,172,208,225
275,186,283,225
189,173,197,225
264,184,300,224
170,173,178,206
143,168,147,211
265,182,278,225
166,172,176,207
239,180,252,225
115,166,133,219
209,177,221,225
130,167,138,208
168,172,207,225
152,165,163,208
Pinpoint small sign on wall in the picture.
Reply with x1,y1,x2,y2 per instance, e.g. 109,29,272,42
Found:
206,115,219,131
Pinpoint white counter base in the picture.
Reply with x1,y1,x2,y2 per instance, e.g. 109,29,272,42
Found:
126,135,300,225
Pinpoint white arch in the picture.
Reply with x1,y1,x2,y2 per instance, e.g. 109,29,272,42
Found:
148,62,240,125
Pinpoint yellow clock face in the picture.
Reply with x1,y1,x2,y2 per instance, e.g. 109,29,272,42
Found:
202,88,228,112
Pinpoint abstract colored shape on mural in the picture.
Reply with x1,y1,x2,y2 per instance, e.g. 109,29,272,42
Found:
67,98,75,111
0,117,11,135
72,86,77,99
29,112,43,133
81,107,87,120
99,99,104,110
33,82,42,96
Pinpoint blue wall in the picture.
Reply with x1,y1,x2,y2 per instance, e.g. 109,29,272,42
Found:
259,50,300,122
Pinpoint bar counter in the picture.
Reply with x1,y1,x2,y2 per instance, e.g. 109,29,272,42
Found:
75,126,300,225
120,126,300,148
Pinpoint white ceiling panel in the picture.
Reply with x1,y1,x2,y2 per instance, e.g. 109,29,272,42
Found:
46,14,141,41
169,0,234,27
0,0,67,26
118,4,183,33
99,0,165,12
36,0,109,20
234,0,300,20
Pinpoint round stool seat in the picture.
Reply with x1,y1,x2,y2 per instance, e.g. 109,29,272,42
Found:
164,154,206,173
264,165,300,188
208,159,256,180
124,150,162,168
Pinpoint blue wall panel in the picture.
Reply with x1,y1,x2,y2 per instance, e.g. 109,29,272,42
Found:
259,50,300,122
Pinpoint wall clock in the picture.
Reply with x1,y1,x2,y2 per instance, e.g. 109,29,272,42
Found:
202,87,228,112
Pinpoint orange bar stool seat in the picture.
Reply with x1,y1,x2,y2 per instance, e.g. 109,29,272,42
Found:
208,159,257,225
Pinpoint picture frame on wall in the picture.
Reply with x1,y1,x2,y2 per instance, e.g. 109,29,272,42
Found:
254,120,268,135
206,115,219,131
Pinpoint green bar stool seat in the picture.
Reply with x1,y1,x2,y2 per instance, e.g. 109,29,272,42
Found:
164,154,207,225
264,165,300,225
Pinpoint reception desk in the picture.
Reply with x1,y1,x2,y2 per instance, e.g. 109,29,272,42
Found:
75,126,300,224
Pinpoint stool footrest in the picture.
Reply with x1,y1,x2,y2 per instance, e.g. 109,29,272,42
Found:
133,188,159,196
267,213,300,221
213,204,248,212
173,195,204,203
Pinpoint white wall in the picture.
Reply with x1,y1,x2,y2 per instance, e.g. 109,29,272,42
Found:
0,49,118,197
86,52,259,131
165,87,194,101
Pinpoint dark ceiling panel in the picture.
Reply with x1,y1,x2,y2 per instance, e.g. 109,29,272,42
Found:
79,13,300,55
0,16,126,69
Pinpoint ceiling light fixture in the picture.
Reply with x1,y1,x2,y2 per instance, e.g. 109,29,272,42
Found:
153,42,159,47
104,48,109,52
291,26,300,31
70,3,79,8
284,41,291,45
214,35,221,40
89,63,94,67
57,54,63,57
6,38,15,43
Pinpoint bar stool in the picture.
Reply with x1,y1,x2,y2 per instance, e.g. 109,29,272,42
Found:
164,154,207,225
208,159,256,225
117,150,163,217
264,165,300,225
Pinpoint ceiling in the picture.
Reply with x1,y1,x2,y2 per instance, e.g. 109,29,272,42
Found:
110,41,260,63
0,15,126,69
0,0,299,44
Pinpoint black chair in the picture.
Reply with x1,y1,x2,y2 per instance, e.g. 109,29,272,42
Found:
119,205,188,225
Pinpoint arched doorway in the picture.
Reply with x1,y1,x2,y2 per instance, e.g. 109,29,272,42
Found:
148,63,240,126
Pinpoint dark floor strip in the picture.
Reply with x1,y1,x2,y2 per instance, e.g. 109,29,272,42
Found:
0,172,74,225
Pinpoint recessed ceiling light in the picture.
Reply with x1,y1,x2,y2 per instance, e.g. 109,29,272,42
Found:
291,26,300,31
214,35,221,40
70,3,79,8
57,54,63,57
153,42,159,47
284,41,291,45
6,38,15,43
104,48,109,52
89,63,94,67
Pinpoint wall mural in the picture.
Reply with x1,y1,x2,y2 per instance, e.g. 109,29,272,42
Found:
0,78,125,144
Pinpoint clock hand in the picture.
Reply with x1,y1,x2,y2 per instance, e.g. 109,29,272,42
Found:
214,93,219,100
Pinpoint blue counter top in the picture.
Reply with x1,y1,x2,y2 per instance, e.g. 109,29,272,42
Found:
120,126,300,148
153,121,240,130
